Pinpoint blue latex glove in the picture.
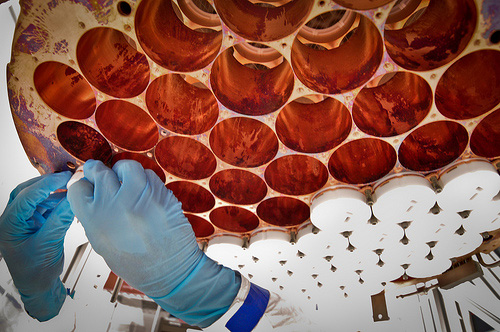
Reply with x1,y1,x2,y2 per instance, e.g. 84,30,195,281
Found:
0,172,75,321
67,160,241,327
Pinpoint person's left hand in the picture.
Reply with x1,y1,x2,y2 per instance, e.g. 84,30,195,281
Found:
0,172,75,321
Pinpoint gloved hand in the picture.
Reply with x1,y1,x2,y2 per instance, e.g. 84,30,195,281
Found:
67,160,241,327
0,172,75,321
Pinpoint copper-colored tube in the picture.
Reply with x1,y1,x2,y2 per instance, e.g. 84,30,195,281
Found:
146,74,218,135
57,121,112,163
135,0,222,72
384,0,477,71
328,138,396,184
210,206,260,233
177,0,220,28
435,50,500,120
76,27,150,98
233,42,283,64
334,0,393,10
185,214,215,238
209,117,278,167
386,0,423,25
264,155,328,195
34,61,95,120
155,136,216,180
291,14,383,94
95,100,158,152
256,197,310,227
111,152,166,182
298,10,357,45
210,48,294,116
166,181,216,213
213,0,313,41
276,97,351,153
470,109,500,158
398,121,468,171
209,169,267,205
352,72,432,137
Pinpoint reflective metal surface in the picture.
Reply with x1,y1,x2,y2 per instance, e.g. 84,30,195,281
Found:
7,0,500,251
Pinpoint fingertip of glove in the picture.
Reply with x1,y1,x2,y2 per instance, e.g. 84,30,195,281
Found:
82,160,119,186
82,159,101,174
67,178,94,210
112,159,144,174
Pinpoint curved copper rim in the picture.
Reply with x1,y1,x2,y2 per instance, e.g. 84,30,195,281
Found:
177,0,221,27
291,14,383,94
293,94,326,104
210,48,294,116
233,42,283,66
384,0,477,71
76,27,150,98
298,10,357,45
333,0,393,10
213,0,314,41
135,0,222,72
276,97,351,153
386,0,424,25
365,72,398,88
33,61,96,120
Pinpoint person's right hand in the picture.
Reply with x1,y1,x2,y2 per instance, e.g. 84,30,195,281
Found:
67,160,241,327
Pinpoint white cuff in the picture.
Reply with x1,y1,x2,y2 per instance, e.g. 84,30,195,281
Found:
200,275,317,332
